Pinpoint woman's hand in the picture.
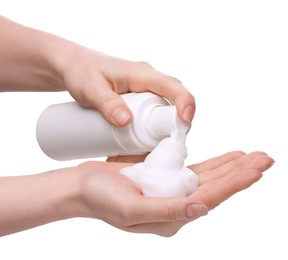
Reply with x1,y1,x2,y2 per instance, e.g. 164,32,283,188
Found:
61,49,195,126
0,16,195,126
75,150,274,237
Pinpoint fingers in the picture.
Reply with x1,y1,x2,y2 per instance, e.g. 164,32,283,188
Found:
189,151,246,174
199,152,274,184
125,63,196,123
187,151,274,210
191,169,263,210
190,152,274,209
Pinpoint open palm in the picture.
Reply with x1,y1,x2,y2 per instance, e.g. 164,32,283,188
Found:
79,151,273,236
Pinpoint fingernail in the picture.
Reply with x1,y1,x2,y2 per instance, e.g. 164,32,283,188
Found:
270,158,275,167
112,107,131,126
183,105,195,122
186,204,208,218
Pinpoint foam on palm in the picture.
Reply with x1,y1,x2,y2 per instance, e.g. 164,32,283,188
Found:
120,119,199,197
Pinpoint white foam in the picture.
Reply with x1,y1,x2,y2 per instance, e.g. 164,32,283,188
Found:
120,137,199,197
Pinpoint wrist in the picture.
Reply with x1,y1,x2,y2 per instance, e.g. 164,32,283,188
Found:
57,164,100,220
51,166,88,220
29,30,78,92
0,166,84,236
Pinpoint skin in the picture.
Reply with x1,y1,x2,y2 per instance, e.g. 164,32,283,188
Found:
0,16,274,237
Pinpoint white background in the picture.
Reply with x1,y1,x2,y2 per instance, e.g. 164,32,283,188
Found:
0,0,287,259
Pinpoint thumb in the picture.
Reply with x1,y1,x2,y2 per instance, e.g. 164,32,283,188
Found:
137,198,208,223
107,102,132,127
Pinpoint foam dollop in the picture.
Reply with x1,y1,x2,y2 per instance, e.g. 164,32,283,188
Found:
120,138,199,197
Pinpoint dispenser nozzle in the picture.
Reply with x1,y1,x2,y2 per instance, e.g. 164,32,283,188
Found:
147,106,191,142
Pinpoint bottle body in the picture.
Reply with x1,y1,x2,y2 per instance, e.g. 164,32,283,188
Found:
36,92,184,161
37,101,125,160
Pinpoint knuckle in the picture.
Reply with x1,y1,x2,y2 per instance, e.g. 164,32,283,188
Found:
166,75,182,84
134,61,154,70
73,82,95,108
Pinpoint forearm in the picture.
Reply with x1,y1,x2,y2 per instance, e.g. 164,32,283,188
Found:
0,16,76,92
0,167,81,236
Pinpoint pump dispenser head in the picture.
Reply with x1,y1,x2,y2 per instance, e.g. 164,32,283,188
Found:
147,105,191,143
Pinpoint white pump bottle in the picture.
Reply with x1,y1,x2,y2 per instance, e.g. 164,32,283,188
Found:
36,92,190,160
